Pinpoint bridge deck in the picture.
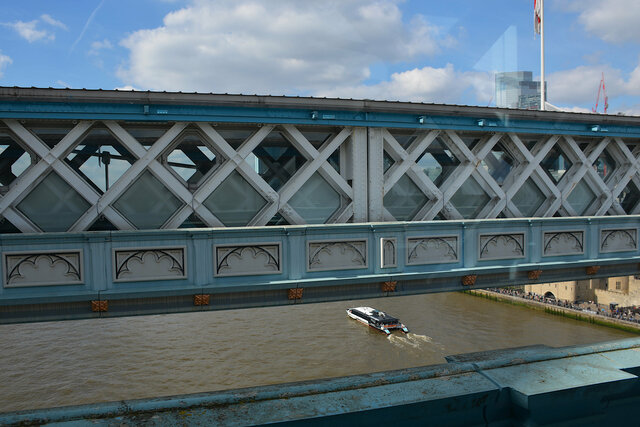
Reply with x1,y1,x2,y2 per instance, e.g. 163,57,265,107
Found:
1,216,638,323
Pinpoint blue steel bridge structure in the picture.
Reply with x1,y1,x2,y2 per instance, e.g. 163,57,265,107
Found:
1,87,640,425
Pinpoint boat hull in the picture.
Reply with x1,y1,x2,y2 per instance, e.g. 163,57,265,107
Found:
346,307,409,335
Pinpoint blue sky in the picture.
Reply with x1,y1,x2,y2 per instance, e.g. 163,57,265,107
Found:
1,0,640,114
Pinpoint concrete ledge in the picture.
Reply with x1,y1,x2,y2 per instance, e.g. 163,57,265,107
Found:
2,338,640,426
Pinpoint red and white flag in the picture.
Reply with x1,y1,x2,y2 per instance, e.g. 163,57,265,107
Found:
534,0,542,34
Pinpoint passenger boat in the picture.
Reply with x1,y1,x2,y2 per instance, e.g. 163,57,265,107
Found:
346,306,409,335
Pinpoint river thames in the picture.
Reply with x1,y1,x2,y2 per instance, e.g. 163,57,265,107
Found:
0,291,635,412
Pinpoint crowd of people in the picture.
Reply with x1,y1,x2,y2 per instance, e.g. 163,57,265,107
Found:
485,287,640,325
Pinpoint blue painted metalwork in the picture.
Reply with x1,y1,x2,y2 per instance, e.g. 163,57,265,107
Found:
2,337,639,425
1,216,639,323
2,100,640,137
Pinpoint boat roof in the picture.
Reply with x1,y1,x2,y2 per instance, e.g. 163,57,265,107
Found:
350,307,398,322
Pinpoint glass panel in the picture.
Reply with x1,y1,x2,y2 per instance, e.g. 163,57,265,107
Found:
253,131,306,191
289,173,340,224
383,175,427,221
120,123,172,148
626,143,640,157
0,131,33,187
481,143,516,185
65,127,136,194
512,178,545,217
216,126,259,149
566,179,596,215
0,216,20,233
300,127,341,174
618,181,640,213
164,129,219,189
17,173,91,232
113,171,183,229
87,215,117,231
388,130,419,149
541,146,573,183
179,213,208,229
27,122,74,148
203,170,267,226
299,129,333,145
268,212,289,226
459,133,482,150
592,150,616,182
417,138,460,186
450,177,490,219
383,152,395,174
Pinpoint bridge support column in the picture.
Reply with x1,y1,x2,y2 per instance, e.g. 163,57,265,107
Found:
368,128,384,221
348,127,368,222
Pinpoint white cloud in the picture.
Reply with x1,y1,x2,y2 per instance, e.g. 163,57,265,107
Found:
564,0,640,43
40,14,67,31
71,0,106,53
547,65,626,105
117,0,452,94
319,64,493,105
0,52,12,78
89,39,113,55
5,20,54,42
547,62,640,108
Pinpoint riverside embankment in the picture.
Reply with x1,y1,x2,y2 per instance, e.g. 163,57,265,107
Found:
467,289,640,334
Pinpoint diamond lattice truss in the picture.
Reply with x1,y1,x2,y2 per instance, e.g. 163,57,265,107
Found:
1,118,639,232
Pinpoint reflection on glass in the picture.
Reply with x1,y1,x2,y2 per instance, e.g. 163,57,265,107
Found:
113,171,182,229
17,173,90,232
592,150,616,182
289,173,340,224
203,170,267,226
566,179,596,215
618,181,640,213
512,178,545,217
541,146,572,183
383,175,427,221
481,143,516,185
253,131,306,191
416,138,460,186
450,177,490,219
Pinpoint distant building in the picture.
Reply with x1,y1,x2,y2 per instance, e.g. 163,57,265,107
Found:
495,71,546,110
525,275,640,307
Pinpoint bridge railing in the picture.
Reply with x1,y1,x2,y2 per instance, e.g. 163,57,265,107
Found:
1,216,639,322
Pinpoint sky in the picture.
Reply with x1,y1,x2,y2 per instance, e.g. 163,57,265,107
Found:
1,0,640,114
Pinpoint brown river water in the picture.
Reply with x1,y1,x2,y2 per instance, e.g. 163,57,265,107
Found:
0,292,635,413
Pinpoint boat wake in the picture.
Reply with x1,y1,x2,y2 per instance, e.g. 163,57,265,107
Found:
406,333,432,343
387,333,444,351
388,334,420,348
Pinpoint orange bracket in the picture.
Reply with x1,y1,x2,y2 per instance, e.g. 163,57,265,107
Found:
528,270,543,280
91,300,108,312
461,275,477,286
194,294,210,306
586,266,600,275
288,288,303,300
382,281,397,292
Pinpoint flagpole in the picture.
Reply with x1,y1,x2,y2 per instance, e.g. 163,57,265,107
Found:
540,0,545,111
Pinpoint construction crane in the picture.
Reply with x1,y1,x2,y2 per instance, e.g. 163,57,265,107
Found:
592,72,609,114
